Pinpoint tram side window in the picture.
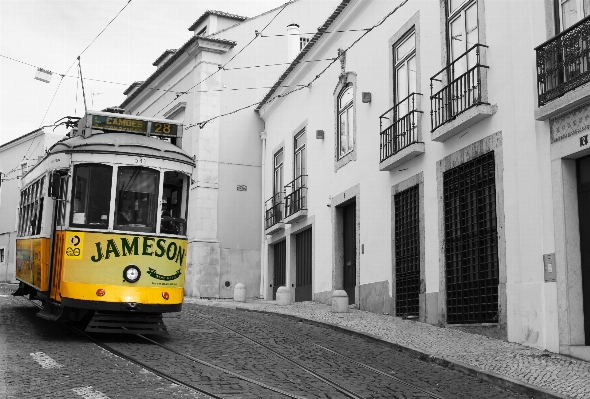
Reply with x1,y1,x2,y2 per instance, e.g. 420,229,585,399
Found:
17,177,45,237
115,166,159,233
160,171,189,236
71,164,113,229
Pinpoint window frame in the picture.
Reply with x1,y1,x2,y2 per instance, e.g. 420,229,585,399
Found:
17,175,45,237
337,84,354,160
113,166,161,234
294,129,306,186
273,149,284,199
446,0,479,69
393,29,417,114
557,0,590,31
69,163,114,231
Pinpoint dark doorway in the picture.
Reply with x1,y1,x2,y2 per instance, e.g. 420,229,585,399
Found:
295,228,312,302
577,155,590,345
394,185,420,317
444,152,499,324
272,241,286,300
342,201,357,305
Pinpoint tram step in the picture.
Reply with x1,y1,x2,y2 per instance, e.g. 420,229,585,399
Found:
37,304,66,322
85,311,169,335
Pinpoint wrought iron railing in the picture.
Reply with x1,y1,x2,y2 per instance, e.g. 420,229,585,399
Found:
379,93,423,163
285,175,307,218
265,192,284,230
536,16,590,107
430,44,489,132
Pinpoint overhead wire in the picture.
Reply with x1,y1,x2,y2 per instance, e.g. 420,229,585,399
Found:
187,0,411,130
151,0,294,117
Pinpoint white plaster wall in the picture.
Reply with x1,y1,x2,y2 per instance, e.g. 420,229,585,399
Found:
261,0,558,351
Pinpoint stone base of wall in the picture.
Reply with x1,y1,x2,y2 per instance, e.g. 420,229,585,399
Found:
425,292,441,326
359,281,393,315
185,241,221,298
218,248,260,299
314,290,332,305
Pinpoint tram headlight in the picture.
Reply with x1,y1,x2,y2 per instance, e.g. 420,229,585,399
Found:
123,265,141,283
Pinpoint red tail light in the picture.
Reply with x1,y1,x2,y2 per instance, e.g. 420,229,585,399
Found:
96,289,106,297
162,292,169,300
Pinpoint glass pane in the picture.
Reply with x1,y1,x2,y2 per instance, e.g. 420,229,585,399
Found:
295,130,306,150
396,64,409,106
161,171,188,236
71,164,112,228
465,3,479,69
115,167,159,232
449,0,465,14
339,87,353,109
339,110,349,157
347,107,354,152
562,0,579,29
585,0,590,17
295,152,302,179
450,14,467,77
274,165,283,197
408,56,417,111
274,150,283,167
395,33,416,63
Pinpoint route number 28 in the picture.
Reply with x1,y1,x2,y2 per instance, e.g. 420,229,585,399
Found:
154,123,171,134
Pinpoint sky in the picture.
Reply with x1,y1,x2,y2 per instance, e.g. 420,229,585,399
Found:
0,0,289,146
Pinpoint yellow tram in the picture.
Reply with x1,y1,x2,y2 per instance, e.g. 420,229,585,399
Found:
13,110,195,333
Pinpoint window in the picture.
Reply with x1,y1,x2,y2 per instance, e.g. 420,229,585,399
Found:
71,164,113,229
294,130,306,189
337,85,354,159
0,248,5,264
394,31,417,117
17,176,45,237
160,171,189,236
448,0,479,76
55,173,70,229
115,166,159,233
558,0,590,30
274,150,284,198
20,161,28,178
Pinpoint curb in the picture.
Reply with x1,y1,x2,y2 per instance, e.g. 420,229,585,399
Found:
230,306,572,399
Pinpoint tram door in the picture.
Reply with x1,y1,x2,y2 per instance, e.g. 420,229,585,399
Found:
576,156,590,345
50,173,69,300
295,228,312,302
272,241,286,300
342,202,356,305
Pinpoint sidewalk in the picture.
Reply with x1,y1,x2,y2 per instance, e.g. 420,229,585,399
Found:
186,297,590,399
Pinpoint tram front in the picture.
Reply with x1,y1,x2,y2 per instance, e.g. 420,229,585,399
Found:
16,110,195,334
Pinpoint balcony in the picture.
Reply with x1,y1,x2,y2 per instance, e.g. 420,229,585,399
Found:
265,192,284,235
535,17,590,120
284,175,308,224
379,93,424,171
430,44,495,142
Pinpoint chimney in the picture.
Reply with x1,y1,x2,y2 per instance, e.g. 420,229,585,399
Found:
287,24,300,62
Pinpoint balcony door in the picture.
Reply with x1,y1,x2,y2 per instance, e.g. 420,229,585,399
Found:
448,0,479,77
273,150,284,224
393,31,417,151
559,0,590,30
294,130,306,190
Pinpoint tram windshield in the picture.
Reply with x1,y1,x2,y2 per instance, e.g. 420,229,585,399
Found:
115,166,159,233
160,171,189,235
71,164,112,229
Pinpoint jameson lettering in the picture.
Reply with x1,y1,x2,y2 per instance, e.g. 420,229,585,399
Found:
90,236,185,265
147,268,181,281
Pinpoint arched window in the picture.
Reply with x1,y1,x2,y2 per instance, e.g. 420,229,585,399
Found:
338,85,354,159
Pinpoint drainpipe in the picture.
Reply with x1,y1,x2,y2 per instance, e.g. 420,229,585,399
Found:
259,131,267,299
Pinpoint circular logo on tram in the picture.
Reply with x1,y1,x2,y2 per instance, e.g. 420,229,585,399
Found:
68,235,81,246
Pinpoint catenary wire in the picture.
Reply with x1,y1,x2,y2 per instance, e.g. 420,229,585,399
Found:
188,0,411,130
151,0,294,117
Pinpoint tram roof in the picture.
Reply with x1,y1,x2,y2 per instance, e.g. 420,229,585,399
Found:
48,132,195,166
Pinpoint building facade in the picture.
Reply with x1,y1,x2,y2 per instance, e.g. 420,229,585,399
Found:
0,129,62,283
257,0,590,361
120,1,340,299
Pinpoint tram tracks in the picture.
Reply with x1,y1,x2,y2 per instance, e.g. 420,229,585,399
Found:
189,309,448,399
15,292,449,399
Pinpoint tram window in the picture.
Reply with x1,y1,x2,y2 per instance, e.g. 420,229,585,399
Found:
160,171,189,235
17,176,45,237
56,174,69,228
70,164,113,229
115,166,159,233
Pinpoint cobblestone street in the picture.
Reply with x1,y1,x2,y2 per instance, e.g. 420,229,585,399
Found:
0,284,535,399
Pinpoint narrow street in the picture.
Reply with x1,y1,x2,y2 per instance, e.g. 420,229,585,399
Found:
0,285,527,399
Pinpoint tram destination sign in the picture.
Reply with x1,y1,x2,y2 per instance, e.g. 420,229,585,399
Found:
91,115,180,137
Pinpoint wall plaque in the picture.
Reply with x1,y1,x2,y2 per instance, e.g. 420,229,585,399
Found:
550,102,590,143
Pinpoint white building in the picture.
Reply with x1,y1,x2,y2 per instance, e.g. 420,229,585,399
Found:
0,129,62,282
257,0,590,361
120,2,340,299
